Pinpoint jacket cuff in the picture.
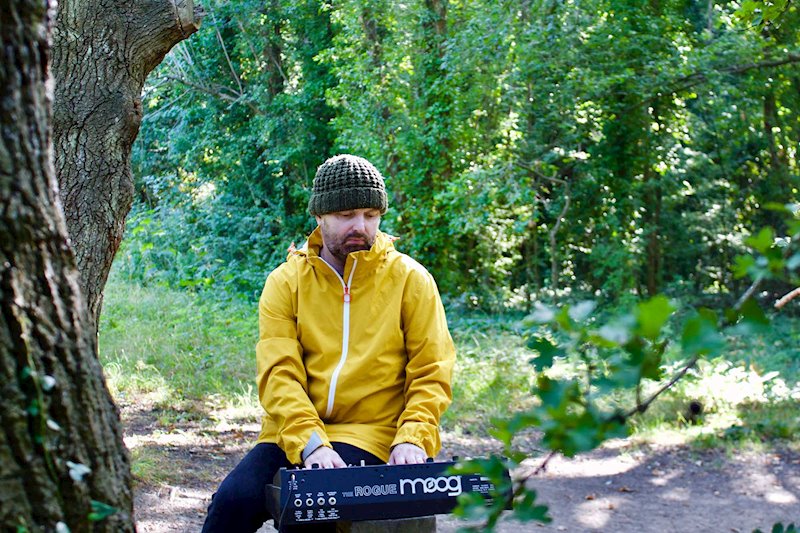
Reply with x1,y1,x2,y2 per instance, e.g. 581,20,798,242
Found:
392,422,440,459
301,431,325,462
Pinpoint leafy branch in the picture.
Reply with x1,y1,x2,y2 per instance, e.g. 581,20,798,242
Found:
455,203,799,530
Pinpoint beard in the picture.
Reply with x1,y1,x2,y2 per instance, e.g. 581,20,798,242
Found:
323,229,375,264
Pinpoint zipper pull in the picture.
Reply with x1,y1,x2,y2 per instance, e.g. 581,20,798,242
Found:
343,286,351,303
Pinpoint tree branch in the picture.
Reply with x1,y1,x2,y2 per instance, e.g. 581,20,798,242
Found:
627,267,769,419
209,7,244,96
669,52,800,97
775,286,800,309
161,74,263,115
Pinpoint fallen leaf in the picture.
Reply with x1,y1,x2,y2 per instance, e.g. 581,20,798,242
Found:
618,486,634,493
585,494,596,500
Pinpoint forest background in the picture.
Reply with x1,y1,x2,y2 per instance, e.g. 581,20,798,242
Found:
99,0,800,529
123,0,799,308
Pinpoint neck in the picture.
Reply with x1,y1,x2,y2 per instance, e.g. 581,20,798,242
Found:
320,245,345,276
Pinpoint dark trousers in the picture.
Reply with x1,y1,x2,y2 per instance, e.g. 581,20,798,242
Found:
202,442,383,533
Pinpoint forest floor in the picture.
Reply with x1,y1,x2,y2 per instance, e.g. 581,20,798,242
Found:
125,396,800,533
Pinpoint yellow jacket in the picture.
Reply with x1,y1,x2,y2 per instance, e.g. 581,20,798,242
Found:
256,228,455,464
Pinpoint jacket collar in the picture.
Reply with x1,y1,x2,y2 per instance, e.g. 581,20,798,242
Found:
291,227,396,270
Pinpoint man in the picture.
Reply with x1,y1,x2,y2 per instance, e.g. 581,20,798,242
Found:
202,154,456,532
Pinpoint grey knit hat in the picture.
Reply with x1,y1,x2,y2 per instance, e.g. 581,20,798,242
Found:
308,154,388,216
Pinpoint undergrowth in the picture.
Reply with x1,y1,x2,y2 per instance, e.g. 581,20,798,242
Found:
100,270,258,415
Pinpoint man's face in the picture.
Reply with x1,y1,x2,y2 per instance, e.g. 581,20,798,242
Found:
316,208,382,263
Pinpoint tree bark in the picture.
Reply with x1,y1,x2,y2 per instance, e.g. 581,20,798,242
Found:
52,0,204,330
1,0,134,530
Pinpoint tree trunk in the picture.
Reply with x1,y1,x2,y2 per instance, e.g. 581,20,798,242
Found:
264,0,285,99
420,0,452,183
52,0,204,330
1,1,134,530
644,178,662,297
360,3,399,177
549,188,570,302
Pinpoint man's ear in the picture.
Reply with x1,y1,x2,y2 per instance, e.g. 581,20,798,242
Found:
315,215,322,226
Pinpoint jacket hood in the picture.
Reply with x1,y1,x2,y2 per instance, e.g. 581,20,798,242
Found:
289,227,396,268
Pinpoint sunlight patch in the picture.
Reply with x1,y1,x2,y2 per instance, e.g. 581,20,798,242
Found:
764,489,798,505
575,495,625,528
532,454,639,479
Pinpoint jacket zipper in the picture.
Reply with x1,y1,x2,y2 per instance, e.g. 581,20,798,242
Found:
319,258,357,418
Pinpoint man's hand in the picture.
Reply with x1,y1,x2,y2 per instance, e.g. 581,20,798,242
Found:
388,443,426,465
304,446,347,469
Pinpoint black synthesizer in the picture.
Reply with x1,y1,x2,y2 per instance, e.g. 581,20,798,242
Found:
266,459,509,530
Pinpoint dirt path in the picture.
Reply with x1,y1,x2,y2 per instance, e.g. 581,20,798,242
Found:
124,401,800,532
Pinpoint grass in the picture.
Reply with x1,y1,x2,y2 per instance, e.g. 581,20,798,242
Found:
100,270,260,418
625,316,800,447
129,446,176,485
442,313,535,434
99,272,800,453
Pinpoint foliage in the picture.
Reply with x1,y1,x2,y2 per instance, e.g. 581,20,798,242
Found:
737,0,794,28
129,0,800,309
450,204,799,527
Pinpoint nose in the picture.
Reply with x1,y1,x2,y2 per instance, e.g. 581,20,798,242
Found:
351,213,366,232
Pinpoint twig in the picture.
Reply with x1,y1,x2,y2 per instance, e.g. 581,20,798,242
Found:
775,286,800,309
514,160,568,185
210,9,244,96
733,275,765,311
625,355,700,418
511,451,557,501
161,75,263,115
527,450,556,478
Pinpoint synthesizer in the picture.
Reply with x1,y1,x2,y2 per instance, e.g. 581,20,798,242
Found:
266,459,509,530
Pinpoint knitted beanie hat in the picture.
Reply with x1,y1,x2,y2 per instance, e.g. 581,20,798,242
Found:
308,154,388,216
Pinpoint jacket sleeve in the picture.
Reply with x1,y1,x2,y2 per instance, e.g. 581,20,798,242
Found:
392,267,456,458
256,267,330,464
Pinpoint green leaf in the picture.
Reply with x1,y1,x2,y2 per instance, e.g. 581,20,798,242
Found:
513,489,552,523
733,254,756,279
88,500,118,522
640,344,665,381
534,375,577,410
736,298,770,334
681,311,724,357
554,306,574,331
527,336,561,371
453,491,489,521
786,253,800,272
745,227,775,254
636,296,675,340
597,362,640,391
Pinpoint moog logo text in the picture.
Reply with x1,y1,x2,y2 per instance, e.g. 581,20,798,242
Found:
399,475,462,497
